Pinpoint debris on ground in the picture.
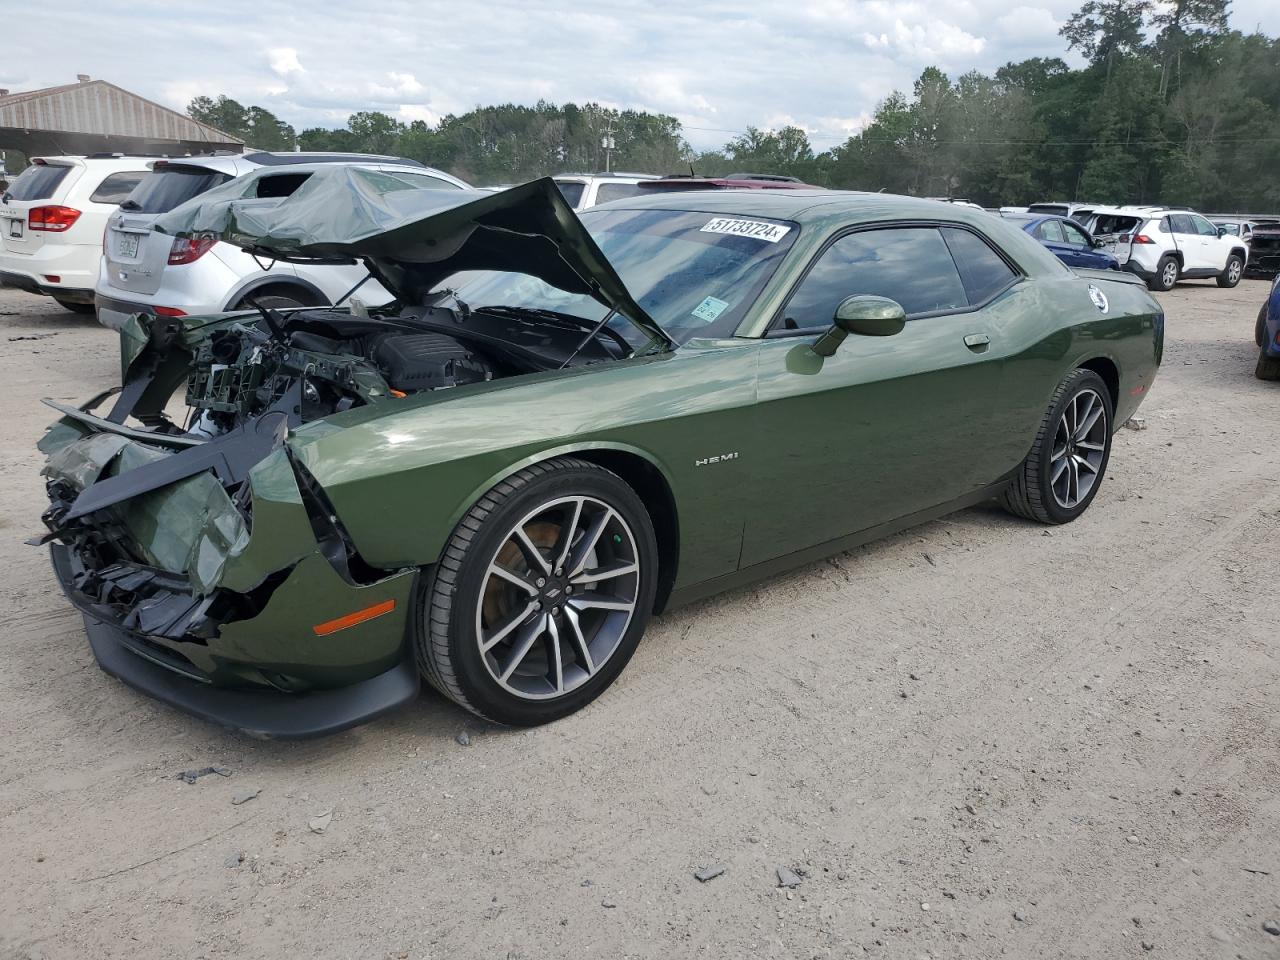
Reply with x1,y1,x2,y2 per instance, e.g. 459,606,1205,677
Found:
223,852,243,868
601,899,617,909
456,731,472,746
1262,920,1280,936
176,766,231,784
8,333,56,341
308,810,334,834
1124,417,1148,430
776,866,802,888
694,865,725,883
231,788,261,806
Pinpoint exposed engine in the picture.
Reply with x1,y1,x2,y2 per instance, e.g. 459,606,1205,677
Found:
183,308,500,437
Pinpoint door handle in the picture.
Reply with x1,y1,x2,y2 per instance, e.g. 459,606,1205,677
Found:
963,333,991,351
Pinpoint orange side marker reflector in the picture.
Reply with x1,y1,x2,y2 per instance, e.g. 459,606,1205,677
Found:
312,599,396,636
1129,383,1146,396
388,388,407,398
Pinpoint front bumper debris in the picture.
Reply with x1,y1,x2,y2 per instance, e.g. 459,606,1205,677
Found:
52,540,421,738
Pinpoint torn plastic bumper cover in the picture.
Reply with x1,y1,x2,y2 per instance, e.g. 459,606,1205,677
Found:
37,385,419,738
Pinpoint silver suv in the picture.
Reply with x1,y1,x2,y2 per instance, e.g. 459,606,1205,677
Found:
552,173,660,211
96,152,469,329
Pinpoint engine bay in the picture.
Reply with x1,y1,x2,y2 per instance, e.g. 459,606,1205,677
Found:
177,303,628,439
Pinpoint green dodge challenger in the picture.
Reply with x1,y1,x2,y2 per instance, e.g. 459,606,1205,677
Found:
36,167,1163,736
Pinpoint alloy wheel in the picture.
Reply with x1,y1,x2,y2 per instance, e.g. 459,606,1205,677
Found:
1162,261,1178,288
1228,259,1242,284
1050,388,1108,509
475,496,640,700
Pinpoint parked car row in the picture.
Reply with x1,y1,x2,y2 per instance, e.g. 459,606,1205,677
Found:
0,151,468,325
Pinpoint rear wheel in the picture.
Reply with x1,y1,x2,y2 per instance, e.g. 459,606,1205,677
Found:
1217,254,1244,288
1256,347,1280,381
52,297,94,315
1149,256,1179,292
1256,304,1268,347
417,457,658,725
1002,369,1114,525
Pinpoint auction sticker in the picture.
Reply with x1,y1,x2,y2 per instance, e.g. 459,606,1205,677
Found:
692,295,730,323
700,217,792,243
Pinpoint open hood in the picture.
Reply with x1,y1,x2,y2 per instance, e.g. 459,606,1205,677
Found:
153,167,673,349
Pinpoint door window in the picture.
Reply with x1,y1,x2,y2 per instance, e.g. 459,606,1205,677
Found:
1191,215,1218,237
1169,214,1197,235
1061,221,1093,248
779,227,967,330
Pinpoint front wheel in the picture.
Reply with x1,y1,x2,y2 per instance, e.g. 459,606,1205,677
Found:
1217,254,1244,288
417,457,658,725
1002,369,1114,524
1255,304,1268,347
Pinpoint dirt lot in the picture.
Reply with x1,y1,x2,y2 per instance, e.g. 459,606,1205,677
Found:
1,280,1277,960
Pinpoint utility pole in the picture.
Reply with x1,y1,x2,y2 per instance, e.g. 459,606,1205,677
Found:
601,117,616,173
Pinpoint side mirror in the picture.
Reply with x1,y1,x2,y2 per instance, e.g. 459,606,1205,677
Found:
1091,236,1105,248
1217,226,1228,237
812,295,906,357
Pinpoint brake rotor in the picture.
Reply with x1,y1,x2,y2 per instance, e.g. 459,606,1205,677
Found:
481,520,560,628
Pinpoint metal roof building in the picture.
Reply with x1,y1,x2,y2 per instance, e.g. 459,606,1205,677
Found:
0,76,242,156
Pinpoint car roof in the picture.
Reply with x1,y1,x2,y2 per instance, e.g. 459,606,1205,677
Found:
594,188,1024,228
242,150,425,168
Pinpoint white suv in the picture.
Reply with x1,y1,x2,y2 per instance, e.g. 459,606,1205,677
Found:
1083,206,1249,291
552,173,660,210
96,152,469,330
1,155,152,312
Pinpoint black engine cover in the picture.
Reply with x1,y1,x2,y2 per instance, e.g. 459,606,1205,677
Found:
369,333,492,392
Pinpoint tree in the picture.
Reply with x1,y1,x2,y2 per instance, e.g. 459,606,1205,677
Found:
1061,0,1153,80
188,96,294,150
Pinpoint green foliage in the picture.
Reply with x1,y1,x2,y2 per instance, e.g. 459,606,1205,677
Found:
186,6,1278,210
188,95,296,151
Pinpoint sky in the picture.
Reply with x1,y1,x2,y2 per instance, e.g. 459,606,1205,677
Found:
2,0,1278,151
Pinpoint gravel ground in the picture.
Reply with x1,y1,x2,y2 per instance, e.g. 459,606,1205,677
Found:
1,280,1277,960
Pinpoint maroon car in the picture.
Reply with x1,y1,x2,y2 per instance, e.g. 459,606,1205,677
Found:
639,173,819,192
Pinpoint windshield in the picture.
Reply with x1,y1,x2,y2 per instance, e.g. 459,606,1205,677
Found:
437,208,798,345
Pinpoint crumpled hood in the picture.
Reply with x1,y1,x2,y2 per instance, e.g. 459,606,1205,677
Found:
153,167,672,349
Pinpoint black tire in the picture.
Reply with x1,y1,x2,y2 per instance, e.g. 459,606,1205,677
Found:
1217,254,1244,288
1256,347,1280,381
417,456,658,725
232,293,309,311
1002,369,1114,525
1256,304,1268,348
53,297,95,315
1149,255,1179,292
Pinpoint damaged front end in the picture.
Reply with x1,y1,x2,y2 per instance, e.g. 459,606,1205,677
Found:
38,174,668,736
37,309,424,737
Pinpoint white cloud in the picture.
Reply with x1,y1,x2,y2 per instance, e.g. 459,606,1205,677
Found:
267,47,303,77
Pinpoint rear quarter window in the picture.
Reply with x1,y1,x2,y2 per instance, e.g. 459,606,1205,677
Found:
555,181,586,206
5,164,72,201
941,228,1019,304
595,182,646,204
90,171,148,205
